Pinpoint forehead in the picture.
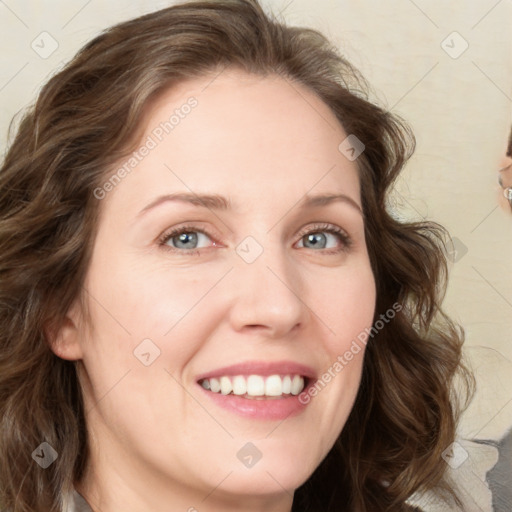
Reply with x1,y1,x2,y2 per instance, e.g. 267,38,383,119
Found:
105,68,361,212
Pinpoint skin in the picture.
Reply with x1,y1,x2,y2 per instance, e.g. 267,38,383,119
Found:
51,68,377,512
498,138,512,213
498,130,512,213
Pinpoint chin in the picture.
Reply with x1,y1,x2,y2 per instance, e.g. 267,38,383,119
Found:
221,439,324,496
218,462,312,497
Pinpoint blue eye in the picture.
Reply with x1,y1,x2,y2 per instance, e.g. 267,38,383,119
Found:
158,222,352,256
298,231,343,251
159,225,215,255
295,223,352,255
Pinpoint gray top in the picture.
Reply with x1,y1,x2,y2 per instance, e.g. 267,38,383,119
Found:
68,490,93,512
65,489,427,511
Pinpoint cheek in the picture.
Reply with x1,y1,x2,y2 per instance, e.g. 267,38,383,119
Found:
320,262,377,350
303,262,375,429
82,251,225,358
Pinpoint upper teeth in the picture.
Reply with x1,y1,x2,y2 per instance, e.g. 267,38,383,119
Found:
200,374,305,397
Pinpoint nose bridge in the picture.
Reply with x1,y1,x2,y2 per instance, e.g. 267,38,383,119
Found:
228,235,306,336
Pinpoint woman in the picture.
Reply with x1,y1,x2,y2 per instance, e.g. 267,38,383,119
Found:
0,1,474,511
498,125,512,213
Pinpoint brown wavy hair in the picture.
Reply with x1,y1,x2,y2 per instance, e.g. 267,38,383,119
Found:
0,1,474,511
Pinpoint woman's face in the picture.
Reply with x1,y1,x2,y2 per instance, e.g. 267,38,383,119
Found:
498,129,512,213
62,69,377,510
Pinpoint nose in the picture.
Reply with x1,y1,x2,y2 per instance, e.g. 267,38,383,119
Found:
227,243,307,339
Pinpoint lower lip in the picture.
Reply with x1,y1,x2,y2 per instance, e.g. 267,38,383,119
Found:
198,384,312,420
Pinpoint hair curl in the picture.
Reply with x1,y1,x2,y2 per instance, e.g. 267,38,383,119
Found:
0,1,474,511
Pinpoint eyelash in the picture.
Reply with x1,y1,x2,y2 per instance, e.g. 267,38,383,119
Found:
157,222,352,256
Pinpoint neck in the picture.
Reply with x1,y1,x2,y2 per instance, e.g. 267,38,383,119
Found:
75,463,294,512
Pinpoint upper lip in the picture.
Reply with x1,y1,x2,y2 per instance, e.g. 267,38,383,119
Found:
196,360,317,382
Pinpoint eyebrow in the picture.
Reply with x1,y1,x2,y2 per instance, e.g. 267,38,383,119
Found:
136,191,362,218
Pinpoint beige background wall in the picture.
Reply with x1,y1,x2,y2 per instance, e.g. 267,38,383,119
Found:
1,0,511,509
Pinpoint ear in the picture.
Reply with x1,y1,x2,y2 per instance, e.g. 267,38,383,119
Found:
46,299,85,361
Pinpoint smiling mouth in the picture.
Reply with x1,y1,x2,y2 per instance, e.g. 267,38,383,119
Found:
198,374,308,399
